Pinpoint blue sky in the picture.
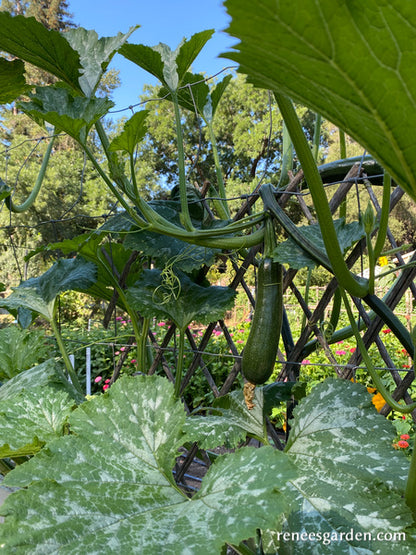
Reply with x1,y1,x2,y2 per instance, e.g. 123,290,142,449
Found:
68,0,236,113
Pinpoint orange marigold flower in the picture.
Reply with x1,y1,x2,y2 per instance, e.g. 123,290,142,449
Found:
371,392,386,412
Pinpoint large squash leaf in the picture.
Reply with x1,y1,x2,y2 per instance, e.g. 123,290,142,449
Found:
0,388,75,458
0,57,28,103
0,257,97,321
126,269,236,330
0,12,81,90
0,375,296,554
184,388,267,448
64,26,138,97
223,0,416,202
20,86,113,143
119,30,214,92
0,359,84,404
277,379,414,553
273,219,365,269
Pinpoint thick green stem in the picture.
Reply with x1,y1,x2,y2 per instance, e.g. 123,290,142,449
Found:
301,267,313,331
373,172,391,261
312,113,322,163
278,120,293,189
138,317,150,373
206,122,230,219
274,93,368,298
6,133,55,213
339,129,347,159
340,288,416,413
174,329,186,398
50,318,83,395
172,91,194,231
96,250,142,361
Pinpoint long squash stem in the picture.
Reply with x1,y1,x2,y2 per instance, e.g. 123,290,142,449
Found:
138,317,150,374
6,132,56,213
373,171,391,261
277,120,293,189
312,113,322,163
172,91,194,231
174,329,186,398
50,317,83,395
340,288,416,413
274,93,368,298
207,122,230,219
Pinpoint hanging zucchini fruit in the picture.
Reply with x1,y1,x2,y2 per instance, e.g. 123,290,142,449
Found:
242,217,283,409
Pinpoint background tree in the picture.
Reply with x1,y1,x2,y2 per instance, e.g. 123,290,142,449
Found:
0,0,118,286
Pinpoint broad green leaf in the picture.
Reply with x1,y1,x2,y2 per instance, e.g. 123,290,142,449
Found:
20,86,113,143
126,269,236,330
0,12,81,90
160,73,232,124
109,109,149,154
0,358,84,404
124,230,216,272
223,0,416,202
0,257,97,320
119,30,214,92
0,388,75,458
64,26,139,97
278,379,413,553
0,57,28,103
1,375,297,554
0,326,50,381
184,388,266,448
273,219,365,269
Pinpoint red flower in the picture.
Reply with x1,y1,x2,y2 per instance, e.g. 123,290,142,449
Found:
400,434,410,440
398,440,409,448
382,329,391,334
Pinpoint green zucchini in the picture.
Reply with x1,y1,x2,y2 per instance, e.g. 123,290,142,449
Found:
242,256,283,386
317,156,384,185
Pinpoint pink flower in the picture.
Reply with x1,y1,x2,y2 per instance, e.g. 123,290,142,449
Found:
104,379,111,384
120,347,126,352
398,440,409,448
157,322,166,327
131,359,137,364
116,316,123,321
237,339,243,344
335,350,346,356
115,351,120,356
103,384,110,391
301,359,311,365
94,376,102,383
350,347,356,353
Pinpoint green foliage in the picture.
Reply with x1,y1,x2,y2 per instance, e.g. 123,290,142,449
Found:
0,375,296,554
0,325,51,381
126,269,236,331
223,0,416,204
